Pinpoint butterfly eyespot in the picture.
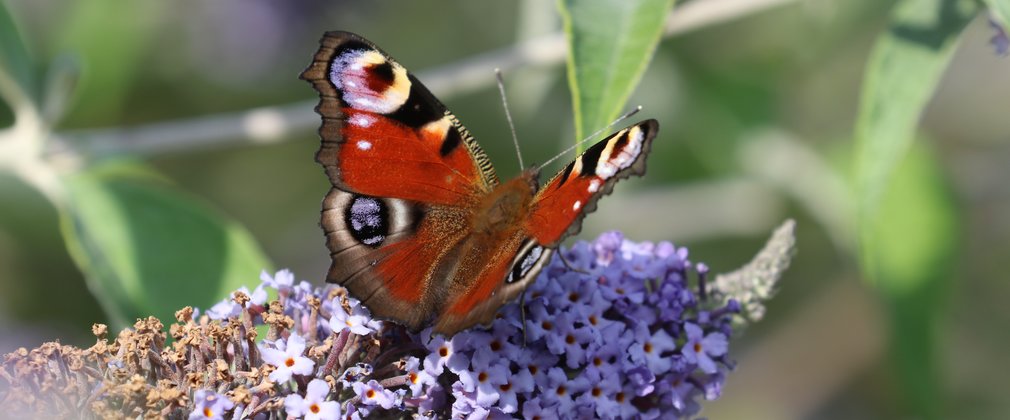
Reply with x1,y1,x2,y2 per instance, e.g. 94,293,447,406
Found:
330,49,410,114
506,240,549,284
345,196,389,247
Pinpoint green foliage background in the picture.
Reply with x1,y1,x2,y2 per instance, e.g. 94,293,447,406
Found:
1,0,1009,418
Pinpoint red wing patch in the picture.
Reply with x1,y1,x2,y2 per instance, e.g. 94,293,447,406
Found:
527,120,658,246
336,109,482,205
302,31,498,206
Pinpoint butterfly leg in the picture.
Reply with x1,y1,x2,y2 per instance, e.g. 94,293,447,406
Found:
519,290,528,348
557,249,589,274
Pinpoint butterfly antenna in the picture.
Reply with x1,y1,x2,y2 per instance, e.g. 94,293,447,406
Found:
496,68,525,170
536,106,643,172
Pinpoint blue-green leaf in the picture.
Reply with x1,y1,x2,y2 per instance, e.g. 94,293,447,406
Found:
559,0,674,147
0,2,37,110
60,160,271,328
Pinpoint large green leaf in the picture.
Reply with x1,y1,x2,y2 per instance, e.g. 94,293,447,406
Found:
854,0,973,235
559,0,674,147
853,1,974,417
867,144,959,419
0,1,36,110
60,161,271,328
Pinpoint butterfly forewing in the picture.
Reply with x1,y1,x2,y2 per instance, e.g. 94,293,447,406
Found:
527,120,659,247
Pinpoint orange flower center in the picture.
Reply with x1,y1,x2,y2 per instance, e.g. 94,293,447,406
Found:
285,357,295,367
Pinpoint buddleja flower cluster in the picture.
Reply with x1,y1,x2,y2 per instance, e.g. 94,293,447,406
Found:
1,231,755,419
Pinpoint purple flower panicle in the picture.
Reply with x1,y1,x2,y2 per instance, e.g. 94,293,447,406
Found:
2,233,759,419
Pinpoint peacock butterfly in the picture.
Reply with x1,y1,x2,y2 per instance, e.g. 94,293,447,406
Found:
300,31,658,335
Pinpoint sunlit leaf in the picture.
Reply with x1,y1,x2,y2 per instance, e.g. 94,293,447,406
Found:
60,160,272,328
559,0,674,147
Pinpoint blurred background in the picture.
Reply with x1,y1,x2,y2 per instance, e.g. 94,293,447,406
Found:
1,0,1008,418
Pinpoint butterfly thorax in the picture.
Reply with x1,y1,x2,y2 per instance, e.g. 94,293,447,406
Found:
471,169,539,236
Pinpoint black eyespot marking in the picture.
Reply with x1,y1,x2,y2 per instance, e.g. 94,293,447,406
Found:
557,161,575,188
345,196,388,247
612,131,630,154
386,77,443,127
440,128,462,156
579,140,607,177
369,61,395,83
508,243,546,283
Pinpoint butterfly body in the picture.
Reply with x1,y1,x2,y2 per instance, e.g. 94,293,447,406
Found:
302,31,658,334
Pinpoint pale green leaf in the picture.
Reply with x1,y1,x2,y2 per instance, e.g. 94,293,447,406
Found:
559,0,674,147
60,160,272,328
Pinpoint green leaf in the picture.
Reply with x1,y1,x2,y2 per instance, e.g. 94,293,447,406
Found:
866,144,959,418
984,0,1010,27
854,0,973,271
853,2,974,417
0,1,37,110
60,160,271,328
559,0,674,147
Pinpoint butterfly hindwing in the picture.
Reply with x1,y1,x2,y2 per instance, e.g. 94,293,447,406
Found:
527,120,659,247
320,188,470,328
